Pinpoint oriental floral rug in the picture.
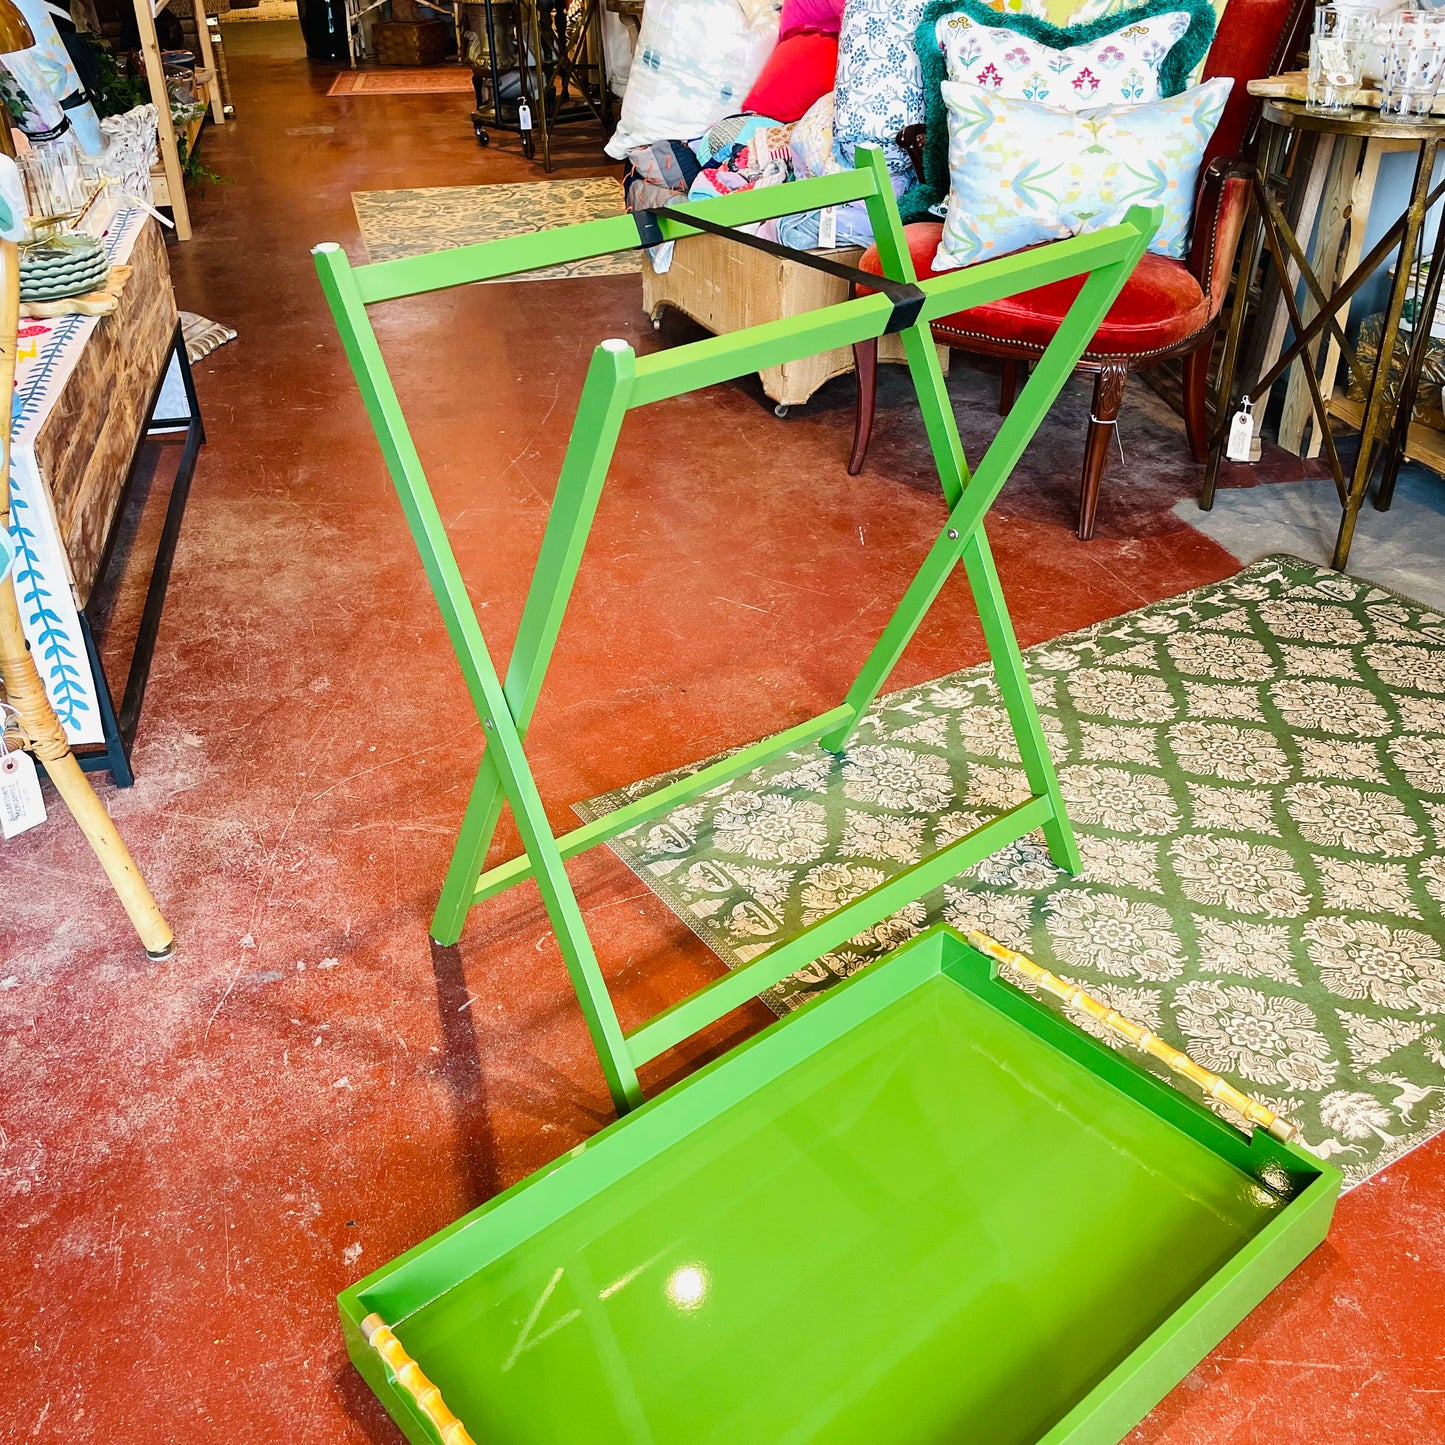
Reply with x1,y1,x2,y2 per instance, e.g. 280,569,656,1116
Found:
578,556,1445,1187
352,177,638,280
328,67,474,96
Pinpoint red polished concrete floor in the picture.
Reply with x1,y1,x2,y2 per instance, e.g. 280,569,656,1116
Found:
3,22,1442,1444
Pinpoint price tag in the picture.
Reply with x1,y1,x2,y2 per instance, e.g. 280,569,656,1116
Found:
818,205,837,249
0,750,45,839
517,101,532,132
1225,396,1256,463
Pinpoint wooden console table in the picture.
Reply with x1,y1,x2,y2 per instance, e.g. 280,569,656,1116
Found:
6,204,203,785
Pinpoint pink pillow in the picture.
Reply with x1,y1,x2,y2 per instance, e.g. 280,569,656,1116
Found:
779,0,844,38
743,31,839,122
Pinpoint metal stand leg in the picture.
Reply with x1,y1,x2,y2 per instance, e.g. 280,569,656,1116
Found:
1203,123,1445,572
76,611,133,787
1375,163,1445,515
1334,138,1439,569
1202,185,1263,511
76,325,204,784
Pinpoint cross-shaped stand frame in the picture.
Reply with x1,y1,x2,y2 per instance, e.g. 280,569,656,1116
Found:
316,154,1158,1115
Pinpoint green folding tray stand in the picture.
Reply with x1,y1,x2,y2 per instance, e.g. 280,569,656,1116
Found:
315,153,1340,1445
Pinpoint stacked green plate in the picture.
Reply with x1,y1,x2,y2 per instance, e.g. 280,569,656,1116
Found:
20,234,110,302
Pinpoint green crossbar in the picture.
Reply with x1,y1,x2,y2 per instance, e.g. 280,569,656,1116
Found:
316,149,1159,1115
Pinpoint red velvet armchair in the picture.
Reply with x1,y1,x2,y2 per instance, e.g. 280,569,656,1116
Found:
847,0,1311,539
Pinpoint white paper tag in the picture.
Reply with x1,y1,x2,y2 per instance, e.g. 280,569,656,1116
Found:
1226,397,1256,462
517,101,532,132
0,751,46,839
818,205,837,249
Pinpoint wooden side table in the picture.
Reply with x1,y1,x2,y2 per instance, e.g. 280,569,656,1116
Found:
1204,99,1445,569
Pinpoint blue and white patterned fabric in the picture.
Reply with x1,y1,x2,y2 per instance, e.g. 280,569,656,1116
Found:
933,76,1232,269
832,0,933,174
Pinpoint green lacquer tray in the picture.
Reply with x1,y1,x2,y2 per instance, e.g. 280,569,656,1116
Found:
341,927,1338,1445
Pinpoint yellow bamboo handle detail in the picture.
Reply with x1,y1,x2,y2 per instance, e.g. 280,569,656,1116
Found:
362,1313,477,1445
966,930,1298,1143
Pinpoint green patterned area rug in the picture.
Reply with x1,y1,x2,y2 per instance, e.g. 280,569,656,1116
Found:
578,556,1445,1187
352,177,638,280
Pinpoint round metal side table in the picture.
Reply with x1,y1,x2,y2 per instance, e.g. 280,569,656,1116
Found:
1204,98,1445,569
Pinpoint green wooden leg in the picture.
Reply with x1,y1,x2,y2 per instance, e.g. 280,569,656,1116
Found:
475,681,643,1113
857,146,971,517
819,190,1147,874
431,758,507,945
431,340,635,945
820,235,1147,752
317,244,641,1109
961,528,1081,873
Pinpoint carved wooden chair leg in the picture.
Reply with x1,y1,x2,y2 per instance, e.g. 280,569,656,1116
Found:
848,335,880,475
999,358,1019,416
1181,343,1212,464
1078,363,1129,540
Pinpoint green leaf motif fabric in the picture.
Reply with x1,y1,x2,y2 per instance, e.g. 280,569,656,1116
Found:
581,558,1445,1187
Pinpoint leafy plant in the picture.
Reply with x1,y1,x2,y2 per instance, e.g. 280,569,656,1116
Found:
176,133,230,191
73,34,146,120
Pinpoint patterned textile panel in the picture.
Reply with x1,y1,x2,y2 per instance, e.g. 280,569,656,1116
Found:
933,76,1232,266
581,557,1445,1188
832,0,936,173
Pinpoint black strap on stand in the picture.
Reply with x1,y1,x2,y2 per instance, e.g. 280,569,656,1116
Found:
634,206,926,334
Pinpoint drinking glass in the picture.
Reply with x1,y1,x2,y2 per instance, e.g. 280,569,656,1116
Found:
1380,33,1445,116
16,138,84,240
1308,6,1367,112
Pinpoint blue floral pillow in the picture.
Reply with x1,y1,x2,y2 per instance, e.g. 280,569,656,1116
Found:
933,77,1232,269
900,0,1216,221
832,0,934,175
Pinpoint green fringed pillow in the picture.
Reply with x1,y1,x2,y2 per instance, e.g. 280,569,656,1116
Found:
899,0,1217,222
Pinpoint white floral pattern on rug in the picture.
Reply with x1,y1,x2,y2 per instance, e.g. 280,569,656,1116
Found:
352,179,638,279
578,558,1445,1186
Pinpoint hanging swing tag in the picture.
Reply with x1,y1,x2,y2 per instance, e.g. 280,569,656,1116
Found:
818,205,837,249
1225,396,1256,462
0,750,46,840
517,101,532,132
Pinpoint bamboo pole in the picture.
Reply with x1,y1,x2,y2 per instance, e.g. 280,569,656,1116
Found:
0,235,174,959
967,930,1297,1143
361,1314,477,1445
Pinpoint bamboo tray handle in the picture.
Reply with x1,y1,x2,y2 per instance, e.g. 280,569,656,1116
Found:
967,930,1299,1143
362,1314,477,1445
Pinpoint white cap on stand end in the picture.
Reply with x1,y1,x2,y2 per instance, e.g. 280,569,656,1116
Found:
602,338,630,352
